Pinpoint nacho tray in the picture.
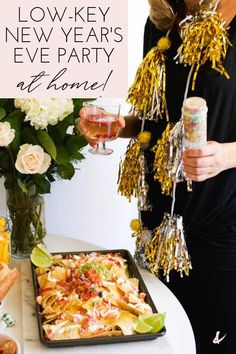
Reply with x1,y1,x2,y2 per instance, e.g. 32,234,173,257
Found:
31,249,166,347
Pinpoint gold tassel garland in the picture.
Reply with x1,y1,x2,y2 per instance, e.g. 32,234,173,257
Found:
177,8,232,90
127,37,171,119
121,5,232,281
152,122,174,195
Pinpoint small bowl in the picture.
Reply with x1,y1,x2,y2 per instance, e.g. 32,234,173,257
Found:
0,332,21,354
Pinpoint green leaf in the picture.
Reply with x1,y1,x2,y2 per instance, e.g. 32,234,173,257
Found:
57,163,75,180
0,108,6,120
66,135,87,160
22,127,38,145
47,126,63,145
0,99,8,108
4,174,16,189
33,174,51,194
0,151,11,170
17,178,28,194
47,174,56,183
56,114,74,138
4,109,24,152
27,183,37,197
37,130,57,160
55,145,69,165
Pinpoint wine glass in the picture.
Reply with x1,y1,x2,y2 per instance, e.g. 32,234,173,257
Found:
83,100,121,155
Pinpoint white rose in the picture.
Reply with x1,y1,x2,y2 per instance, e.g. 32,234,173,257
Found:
14,98,74,130
15,144,51,174
0,122,15,147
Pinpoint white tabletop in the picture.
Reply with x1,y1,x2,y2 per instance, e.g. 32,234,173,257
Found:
2,234,196,354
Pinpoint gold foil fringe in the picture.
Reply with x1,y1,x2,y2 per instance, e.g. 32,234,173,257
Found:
118,139,141,201
145,213,192,281
127,37,171,119
177,9,231,90
118,132,152,208
152,122,174,195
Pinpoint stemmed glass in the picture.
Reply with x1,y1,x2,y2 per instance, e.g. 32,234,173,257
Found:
83,100,121,155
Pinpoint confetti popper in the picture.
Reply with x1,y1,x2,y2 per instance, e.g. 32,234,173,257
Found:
176,6,231,90
127,37,171,120
145,213,192,281
183,96,208,149
118,131,152,210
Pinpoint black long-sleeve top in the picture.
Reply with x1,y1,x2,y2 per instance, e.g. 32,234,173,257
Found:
141,16,236,247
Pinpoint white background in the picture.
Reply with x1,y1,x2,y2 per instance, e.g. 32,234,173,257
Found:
0,0,149,253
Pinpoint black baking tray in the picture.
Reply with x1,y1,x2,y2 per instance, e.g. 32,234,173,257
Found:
31,249,166,347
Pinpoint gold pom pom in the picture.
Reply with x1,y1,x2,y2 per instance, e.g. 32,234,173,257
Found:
157,37,171,52
137,131,151,145
130,219,141,232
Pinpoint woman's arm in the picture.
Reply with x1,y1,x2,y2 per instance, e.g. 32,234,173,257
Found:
119,114,142,138
183,141,236,182
77,109,139,145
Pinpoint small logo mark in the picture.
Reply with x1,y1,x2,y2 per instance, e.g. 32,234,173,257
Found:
213,331,227,345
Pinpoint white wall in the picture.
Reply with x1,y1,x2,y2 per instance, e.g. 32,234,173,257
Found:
0,0,150,252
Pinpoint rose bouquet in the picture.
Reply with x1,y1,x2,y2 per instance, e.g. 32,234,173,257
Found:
0,98,89,257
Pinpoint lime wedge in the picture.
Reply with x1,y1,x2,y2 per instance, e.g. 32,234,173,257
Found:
140,313,166,333
134,320,153,334
35,243,53,260
31,244,53,267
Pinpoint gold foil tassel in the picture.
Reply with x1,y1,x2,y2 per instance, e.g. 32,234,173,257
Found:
177,8,231,90
127,37,171,119
145,213,192,281
118,132,151,205
152,122,174,195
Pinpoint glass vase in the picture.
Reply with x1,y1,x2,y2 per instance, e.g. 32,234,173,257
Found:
6,188,46,258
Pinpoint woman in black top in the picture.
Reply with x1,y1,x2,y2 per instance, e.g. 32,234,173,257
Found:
79,1,236,353
141,1,236,353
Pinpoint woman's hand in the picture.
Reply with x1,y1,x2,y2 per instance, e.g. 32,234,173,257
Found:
76,107,125,147
183,141,227,182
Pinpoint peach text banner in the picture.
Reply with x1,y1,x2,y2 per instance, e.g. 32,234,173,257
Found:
0,0,128,98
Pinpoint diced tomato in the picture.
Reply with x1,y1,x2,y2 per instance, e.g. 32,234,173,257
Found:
91,290,98,297
39,287,53,294
57,298,68,305
85,269,101,283
56,280,66,286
